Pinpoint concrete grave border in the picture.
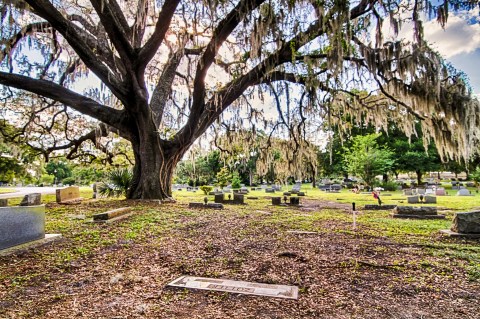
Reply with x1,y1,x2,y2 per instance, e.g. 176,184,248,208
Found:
92,207,135,223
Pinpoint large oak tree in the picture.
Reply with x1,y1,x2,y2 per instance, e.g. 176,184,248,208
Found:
0,0,479,199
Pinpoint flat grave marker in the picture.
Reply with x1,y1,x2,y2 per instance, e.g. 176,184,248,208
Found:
167,276,298,299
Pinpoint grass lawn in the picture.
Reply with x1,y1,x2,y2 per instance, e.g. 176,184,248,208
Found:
0,184,479,318
0,188,16,194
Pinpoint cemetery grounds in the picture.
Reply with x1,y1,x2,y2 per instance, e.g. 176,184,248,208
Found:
0,185,479,318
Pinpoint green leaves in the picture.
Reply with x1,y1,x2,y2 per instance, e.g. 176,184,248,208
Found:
97,168,133,198
343,133,394,186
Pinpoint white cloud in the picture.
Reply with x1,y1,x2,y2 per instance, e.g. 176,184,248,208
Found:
423,13,480,58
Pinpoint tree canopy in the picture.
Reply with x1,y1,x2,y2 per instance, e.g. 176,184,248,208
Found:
0,0,479,199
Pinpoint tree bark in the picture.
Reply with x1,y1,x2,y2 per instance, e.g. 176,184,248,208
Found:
416,170,423,185
125,110,186,200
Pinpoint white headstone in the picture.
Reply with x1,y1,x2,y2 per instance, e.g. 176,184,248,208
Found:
457,189,471,196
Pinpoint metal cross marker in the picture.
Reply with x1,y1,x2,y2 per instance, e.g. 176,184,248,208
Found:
167,276,299,299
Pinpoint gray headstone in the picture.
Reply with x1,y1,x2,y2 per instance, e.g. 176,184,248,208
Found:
417,188,426,195
289,197,300,205
0,205,45,250
407,196,419,204
19,193,41,206
272,197,281,205
233,193,244,204
424,196,437,204
451,211,480,234
403,189,413,196
214,194,224,203
457,189,471,196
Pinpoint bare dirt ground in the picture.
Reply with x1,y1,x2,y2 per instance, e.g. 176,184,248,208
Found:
1,199,479,318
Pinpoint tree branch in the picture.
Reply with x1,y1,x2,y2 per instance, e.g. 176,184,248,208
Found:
90,0,135,63
0,72,128,130
150,48,185,128
24,0,129,103
137,0,181,72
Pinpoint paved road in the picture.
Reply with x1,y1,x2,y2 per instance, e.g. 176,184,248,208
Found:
0,187,57,199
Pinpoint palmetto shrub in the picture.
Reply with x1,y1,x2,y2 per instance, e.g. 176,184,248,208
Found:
97,168,133,198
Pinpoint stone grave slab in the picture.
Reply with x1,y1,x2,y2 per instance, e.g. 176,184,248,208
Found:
0,198,8,207
436,188,446,196
286,230,318,234
364,204,397,210
440,229,480,238
56,186,82,203
403,189,413,196
189,202,224,209
0,205,46,250
391,206,445,219
20,193,41,206
167,276,298,299
246,196,259,200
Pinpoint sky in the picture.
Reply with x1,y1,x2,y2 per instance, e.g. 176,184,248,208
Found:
412,9,480,96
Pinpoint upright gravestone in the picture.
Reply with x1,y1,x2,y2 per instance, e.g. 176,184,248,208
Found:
424,196,437,204
407,196,419,204
417,188,426,195
233,193,245,204
214,194,224,204
0,205,45,250
0,199,8,207
289,197,300,205
442,211,480,238
435,188,446,196
272,197,282,205
56,186,81,203
20,193,41,206
92,182,98,199
457,189,472,196
451,211,480,234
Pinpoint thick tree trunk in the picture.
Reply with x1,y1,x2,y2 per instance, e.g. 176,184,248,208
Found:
127,143,180,200
416,170,423,186
125,115,185,200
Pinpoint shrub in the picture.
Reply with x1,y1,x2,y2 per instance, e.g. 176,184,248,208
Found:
381,181,399,191
199,185,213,195
231,172,241,189
62,176,76,186
216,167,231,188
97,168,133,198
